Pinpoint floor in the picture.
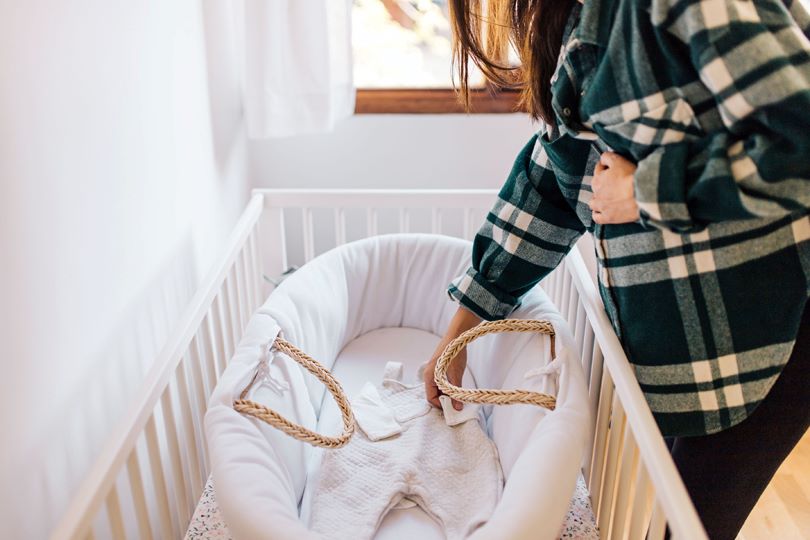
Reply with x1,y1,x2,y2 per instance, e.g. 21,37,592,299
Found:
738,429,810,540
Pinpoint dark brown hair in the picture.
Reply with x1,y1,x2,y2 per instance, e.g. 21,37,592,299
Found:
448,0,575,123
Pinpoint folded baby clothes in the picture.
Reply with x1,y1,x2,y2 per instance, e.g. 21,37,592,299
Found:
354,361,483,435
353,382,403,441
308,363,503,540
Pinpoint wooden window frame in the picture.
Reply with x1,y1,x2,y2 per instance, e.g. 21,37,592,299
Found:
354,1,523,114
355,86,524,114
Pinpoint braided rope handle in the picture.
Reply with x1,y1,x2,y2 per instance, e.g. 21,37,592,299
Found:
233,337,355,449
434,319,558,410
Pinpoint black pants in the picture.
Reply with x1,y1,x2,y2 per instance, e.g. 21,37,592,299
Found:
666,301,810,540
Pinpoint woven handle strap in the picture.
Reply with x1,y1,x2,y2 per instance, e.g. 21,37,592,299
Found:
434,319,558,410
233,337,355,449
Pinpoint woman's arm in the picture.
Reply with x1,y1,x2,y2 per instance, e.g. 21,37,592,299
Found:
423,306,482,410
448,134,588,320
635,0,810,232
426,133,589,407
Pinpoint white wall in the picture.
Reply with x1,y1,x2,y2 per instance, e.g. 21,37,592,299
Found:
249,114,537,189
0,1,248,537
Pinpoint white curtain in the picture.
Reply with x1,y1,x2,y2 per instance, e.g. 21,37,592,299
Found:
240,0,355,138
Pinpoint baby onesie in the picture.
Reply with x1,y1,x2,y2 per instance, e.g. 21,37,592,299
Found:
307,364,504,539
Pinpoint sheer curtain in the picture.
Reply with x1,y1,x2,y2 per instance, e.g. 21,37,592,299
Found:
240,0,355,138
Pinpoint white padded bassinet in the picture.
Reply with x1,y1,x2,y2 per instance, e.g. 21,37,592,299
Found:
205,234,592,540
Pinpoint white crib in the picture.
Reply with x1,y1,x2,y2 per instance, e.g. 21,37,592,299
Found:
51,189,708,540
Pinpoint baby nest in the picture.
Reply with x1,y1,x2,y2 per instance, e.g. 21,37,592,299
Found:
205,233,591,540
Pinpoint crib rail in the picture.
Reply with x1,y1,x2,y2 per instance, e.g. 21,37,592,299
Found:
51,195,267,540
52,189,706,539
256,189,495,279
543,250,707,539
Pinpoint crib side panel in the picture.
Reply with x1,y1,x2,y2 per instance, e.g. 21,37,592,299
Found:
553,248,708,540
52,195,267,540
256,188,495,279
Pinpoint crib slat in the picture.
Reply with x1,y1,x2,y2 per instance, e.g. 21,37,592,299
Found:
243,247,254,318
627,463,655,540
218,283,233,359
245,231,259,310
552,269,562,306
186,350,210,472
560,269,572,320
610,426,641,540
575,303,588,364
223,275,240,355
580,317,595,387
175,360,204,499
551,259,567,308
431,208,441,234
584,343,604,478
553,262,564,308
582,334,604,400
160,389,191,521
190,334,214,399
200,331,219,395
463,208,472,240
566,293,579,334
581,333,599,482
303,208,315,261
566,286,579,330
248,231,263,309
205,309,225,378
145,415,175,539
366,208,378,236
648,500,667,540
589,364,613,500
542,270,556,306
398,208,410,234
334,208,347,245
212,296,230,368
571,296,583,341
597,394,627,534
236,250,250,330
264,207,288,285
105,487,126,540
126,451,154,540
232,256,246,334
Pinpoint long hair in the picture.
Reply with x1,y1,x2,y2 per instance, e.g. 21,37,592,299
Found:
448,0,575,123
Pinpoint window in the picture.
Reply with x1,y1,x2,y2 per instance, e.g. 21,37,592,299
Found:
352,0,523,113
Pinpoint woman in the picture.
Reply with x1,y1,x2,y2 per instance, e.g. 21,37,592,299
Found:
423,0,810,537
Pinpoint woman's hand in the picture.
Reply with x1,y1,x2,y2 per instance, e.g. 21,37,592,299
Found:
424,307,481,411
590,152,640,225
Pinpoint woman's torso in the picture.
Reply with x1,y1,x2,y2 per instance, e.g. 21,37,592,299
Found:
542,0,810,436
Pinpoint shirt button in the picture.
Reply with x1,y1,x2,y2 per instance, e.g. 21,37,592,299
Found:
562,107,572,117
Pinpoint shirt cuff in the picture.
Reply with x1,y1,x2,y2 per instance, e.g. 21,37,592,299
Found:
446,267,520,321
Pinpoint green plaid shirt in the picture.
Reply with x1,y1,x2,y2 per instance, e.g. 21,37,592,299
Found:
449,0,810,437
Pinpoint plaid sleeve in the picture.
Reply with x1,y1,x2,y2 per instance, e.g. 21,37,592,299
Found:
636,0,810,232
448,134,587,320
